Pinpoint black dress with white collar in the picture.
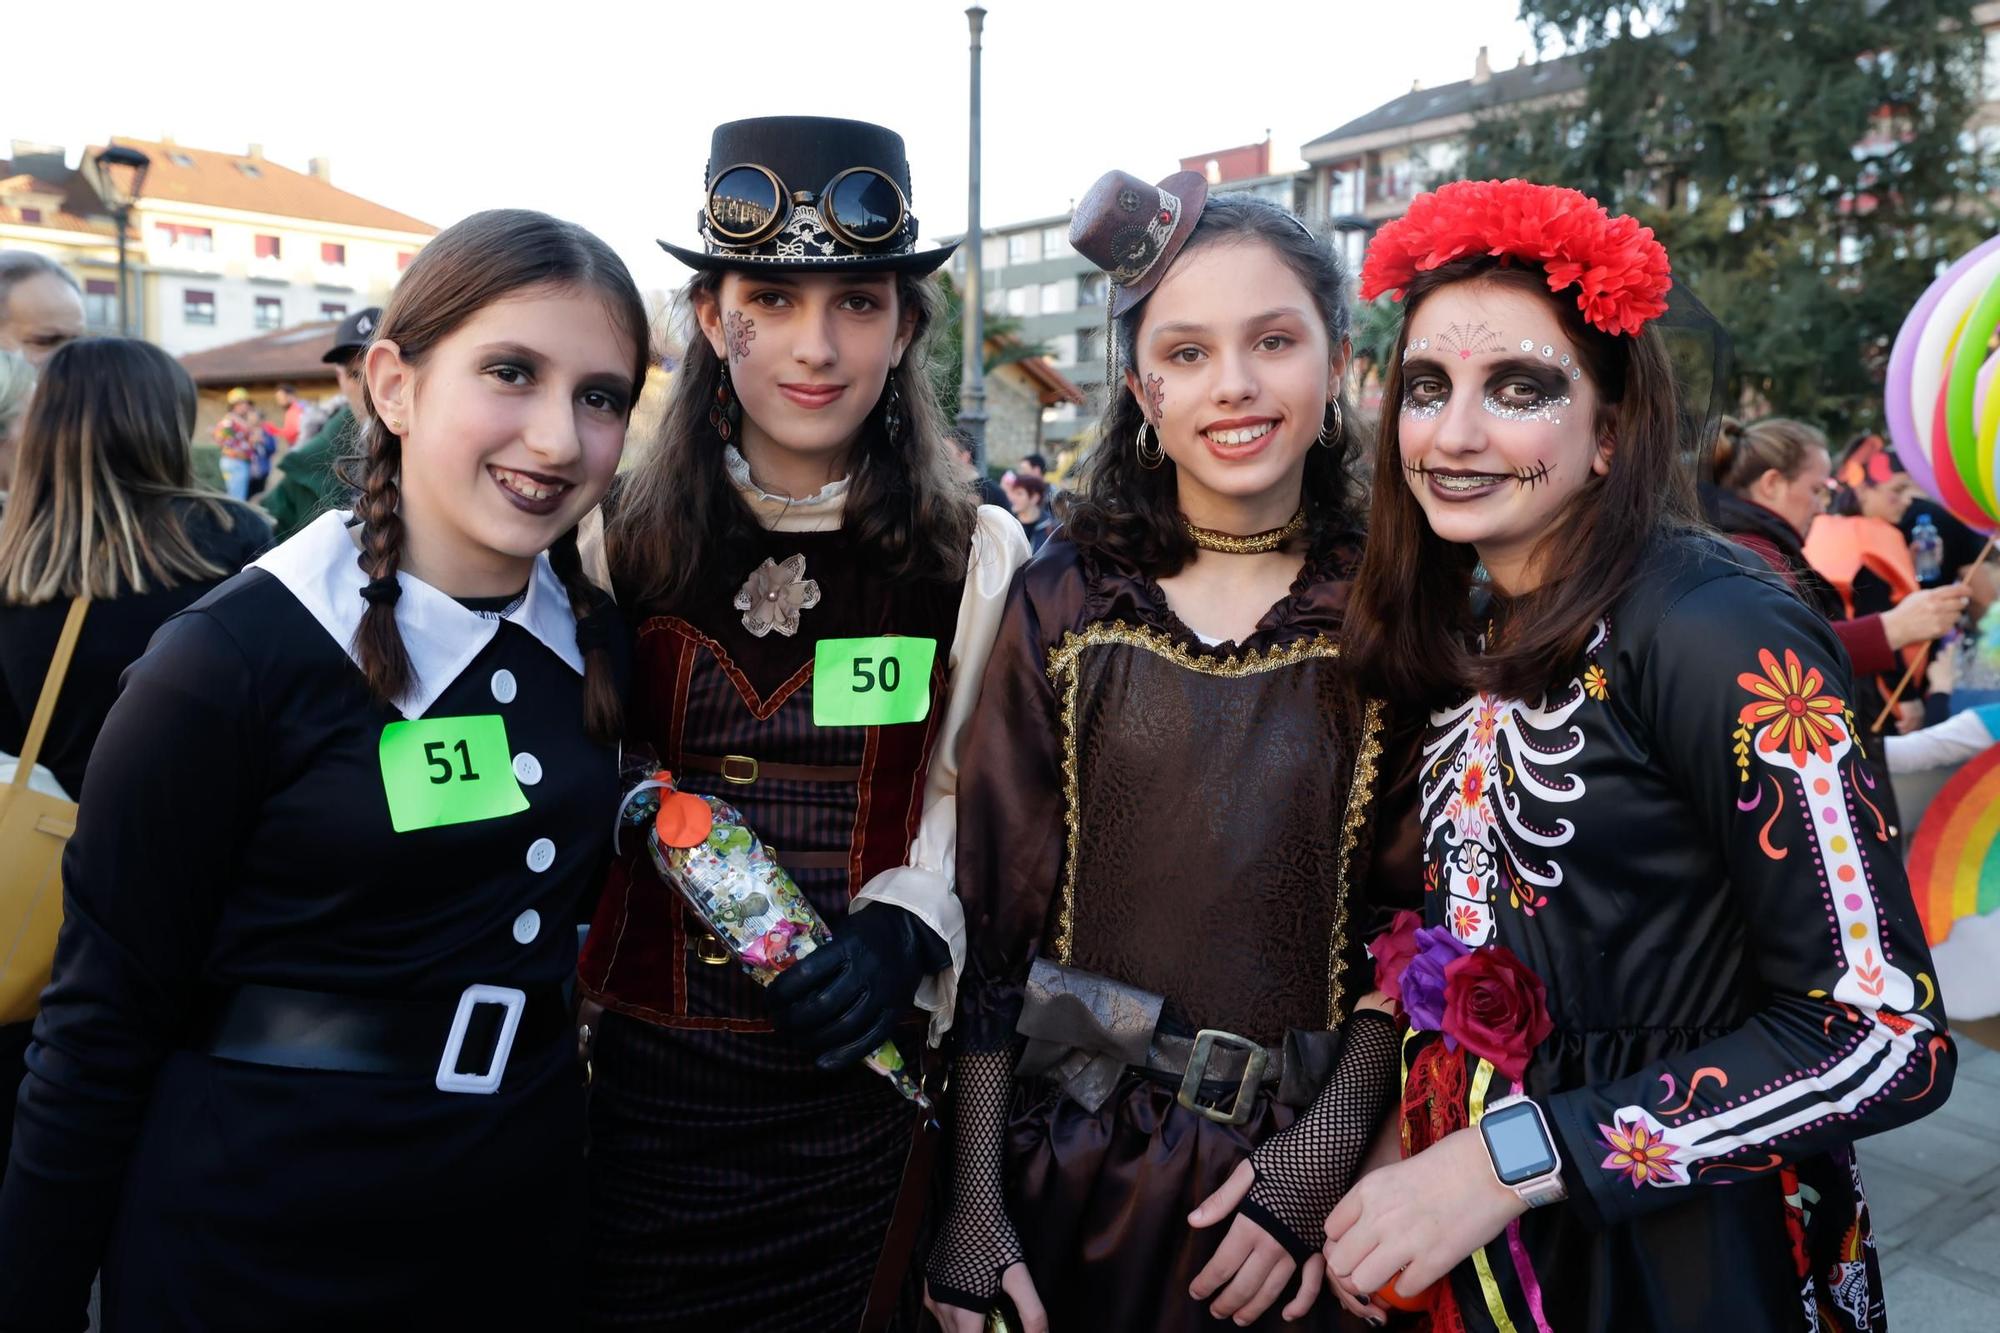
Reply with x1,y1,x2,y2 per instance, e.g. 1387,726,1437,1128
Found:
0,513,623,1330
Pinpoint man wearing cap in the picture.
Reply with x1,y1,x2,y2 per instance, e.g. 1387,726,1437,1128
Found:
259,308,377,542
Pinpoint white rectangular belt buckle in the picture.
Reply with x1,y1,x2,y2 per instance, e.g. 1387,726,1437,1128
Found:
435,984,526,1095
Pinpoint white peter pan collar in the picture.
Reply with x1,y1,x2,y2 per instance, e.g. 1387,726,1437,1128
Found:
253,510,584,719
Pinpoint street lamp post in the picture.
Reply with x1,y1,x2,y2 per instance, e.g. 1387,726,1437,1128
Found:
956,4,989,470
93,145,151,336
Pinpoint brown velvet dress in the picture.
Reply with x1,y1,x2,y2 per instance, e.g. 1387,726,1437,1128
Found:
955,532,1406,1332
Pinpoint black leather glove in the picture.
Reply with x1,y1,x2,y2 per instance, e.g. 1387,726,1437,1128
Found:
765,901,950,1070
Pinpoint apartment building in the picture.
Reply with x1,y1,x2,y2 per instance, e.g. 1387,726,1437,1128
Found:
1,137,436,354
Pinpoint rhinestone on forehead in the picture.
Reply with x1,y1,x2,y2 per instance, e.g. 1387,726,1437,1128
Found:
1520,339,1533,352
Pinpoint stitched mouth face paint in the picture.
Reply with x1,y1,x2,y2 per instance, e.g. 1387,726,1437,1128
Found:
1404,459,1554,490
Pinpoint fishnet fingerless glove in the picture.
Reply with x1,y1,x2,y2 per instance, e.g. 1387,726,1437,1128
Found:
924,1045,1026,1313
1238,1008,1401,1260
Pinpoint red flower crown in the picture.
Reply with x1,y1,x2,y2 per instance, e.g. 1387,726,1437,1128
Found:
1358,179,1672,338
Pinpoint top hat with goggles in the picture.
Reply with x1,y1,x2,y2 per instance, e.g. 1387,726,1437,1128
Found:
660,117,957,276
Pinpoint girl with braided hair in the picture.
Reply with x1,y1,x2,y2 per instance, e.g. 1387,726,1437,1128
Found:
0,207,648,1329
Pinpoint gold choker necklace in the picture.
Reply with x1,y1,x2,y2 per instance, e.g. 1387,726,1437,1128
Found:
1184,506,1307,555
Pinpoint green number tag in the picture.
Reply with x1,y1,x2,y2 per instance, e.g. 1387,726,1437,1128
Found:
378,714,529,833
813,636,938,728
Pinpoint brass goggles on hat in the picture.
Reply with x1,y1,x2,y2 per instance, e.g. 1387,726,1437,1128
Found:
704,163,909,250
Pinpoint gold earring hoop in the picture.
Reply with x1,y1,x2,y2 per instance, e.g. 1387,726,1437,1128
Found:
1135,420,1165,469
1318,399,1342,448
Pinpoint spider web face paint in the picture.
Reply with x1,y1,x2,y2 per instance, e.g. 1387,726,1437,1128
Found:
1438,322,1505,360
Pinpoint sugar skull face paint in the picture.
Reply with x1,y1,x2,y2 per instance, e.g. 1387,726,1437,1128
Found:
1396,279,1610,592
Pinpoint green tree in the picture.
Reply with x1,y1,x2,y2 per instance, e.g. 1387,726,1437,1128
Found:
927,272,1053,422
1464,0,1995,436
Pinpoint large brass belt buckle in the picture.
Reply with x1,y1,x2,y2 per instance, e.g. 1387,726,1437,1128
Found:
720,754,759,785
694,931,734,966
1177,1028,1267,1126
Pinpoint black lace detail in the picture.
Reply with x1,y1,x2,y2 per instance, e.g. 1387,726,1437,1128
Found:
1238,1009,1400,1260
924,1046,1027,1312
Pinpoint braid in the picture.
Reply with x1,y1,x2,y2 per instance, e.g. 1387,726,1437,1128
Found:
548,526,622,743
351,419,415,705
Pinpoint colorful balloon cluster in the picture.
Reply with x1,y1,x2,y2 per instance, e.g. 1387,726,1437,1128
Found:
1886,235,2000,533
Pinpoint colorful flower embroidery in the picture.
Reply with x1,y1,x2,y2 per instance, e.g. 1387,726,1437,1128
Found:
1472,698,1502,748
1583,664,1609,701
1736,648,1845,767
1599,1115,1686,1187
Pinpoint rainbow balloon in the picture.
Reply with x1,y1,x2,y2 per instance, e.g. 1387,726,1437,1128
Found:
1886,235,2000,532
1909,743,2000,946
1910,740,2000,1020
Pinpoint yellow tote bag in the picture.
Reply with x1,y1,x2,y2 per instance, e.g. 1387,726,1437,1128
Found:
0,596,88,1023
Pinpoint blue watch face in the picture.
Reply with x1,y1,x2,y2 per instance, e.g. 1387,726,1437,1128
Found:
1483,1103,1558,1184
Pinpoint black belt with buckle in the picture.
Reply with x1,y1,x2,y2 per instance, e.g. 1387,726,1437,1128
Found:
1015,959,1341,1125
200,981,568,1094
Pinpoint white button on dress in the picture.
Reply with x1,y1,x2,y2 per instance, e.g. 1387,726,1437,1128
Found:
512,752,543,786
490,669,517,705
512,909,541,944
526,838,556,873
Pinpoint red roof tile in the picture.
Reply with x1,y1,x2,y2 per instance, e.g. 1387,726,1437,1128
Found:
178,320,343,386
95,138,436,235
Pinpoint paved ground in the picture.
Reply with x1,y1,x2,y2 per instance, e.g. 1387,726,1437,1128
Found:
1864,1022,2000,1329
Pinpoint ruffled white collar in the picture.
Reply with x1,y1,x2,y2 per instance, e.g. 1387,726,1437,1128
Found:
724,445,848,532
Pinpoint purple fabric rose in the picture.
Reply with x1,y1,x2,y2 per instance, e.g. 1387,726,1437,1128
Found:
1401,925,1472,1037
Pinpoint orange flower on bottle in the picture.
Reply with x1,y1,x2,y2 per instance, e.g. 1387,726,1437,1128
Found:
1736,648,1845,766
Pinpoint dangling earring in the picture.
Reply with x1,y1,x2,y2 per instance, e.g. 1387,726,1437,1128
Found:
1135,419,1164,469
882,378,904,444
1318,399,1342,448
709,363,741,444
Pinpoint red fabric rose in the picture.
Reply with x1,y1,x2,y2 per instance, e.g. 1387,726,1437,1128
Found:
1358,178,1671,338
1367,909,1424,1008
1440,946,1554,1084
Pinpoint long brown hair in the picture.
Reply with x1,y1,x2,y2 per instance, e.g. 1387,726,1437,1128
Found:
0,337,252,603
1063,194,1366,574
345,208,649,740
1345,259,1697,704
607,269,975,611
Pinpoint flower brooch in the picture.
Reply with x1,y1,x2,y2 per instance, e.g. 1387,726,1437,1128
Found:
734,554,821,638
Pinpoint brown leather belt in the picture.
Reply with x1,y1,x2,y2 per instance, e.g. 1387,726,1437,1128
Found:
679,752,862,786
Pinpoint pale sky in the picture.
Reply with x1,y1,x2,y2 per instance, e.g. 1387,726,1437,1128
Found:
8,0,1540,298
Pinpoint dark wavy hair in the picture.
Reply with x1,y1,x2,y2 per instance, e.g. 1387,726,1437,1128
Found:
1061,193,1367,575
608,269,975,612
344,208,649,741
1344,258,1698,705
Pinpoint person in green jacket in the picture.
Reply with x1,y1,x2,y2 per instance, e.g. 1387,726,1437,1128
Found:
259,307,377,542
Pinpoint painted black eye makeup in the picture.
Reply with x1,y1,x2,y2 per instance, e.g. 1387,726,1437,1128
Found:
1397,356,1575,424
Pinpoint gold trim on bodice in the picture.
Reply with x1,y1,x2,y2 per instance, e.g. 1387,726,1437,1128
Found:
1043,622,1386,1026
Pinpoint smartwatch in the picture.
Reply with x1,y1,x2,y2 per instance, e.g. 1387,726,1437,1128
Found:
1479,1094,1568,1207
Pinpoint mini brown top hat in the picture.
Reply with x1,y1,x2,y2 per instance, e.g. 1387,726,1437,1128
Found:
660,116,956,275
1069,169,1208,317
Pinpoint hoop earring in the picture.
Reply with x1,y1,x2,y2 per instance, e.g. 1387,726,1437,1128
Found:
709,363,741,444
1135,419,1165,469
1318,399,1342,448
882,378,904,444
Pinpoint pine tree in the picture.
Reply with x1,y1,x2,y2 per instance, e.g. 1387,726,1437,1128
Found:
1465,0,1995,436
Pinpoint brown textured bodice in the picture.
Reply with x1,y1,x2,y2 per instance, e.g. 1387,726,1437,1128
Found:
1048,625,1380,1045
